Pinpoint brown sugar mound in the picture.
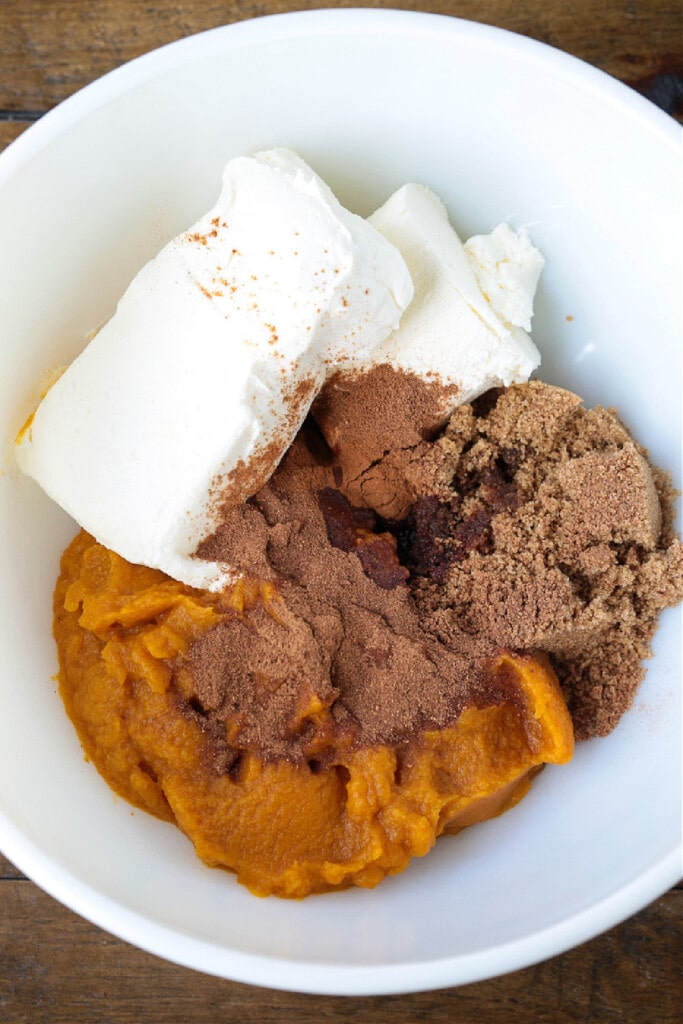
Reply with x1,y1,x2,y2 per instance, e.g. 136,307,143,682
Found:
392,382,683,739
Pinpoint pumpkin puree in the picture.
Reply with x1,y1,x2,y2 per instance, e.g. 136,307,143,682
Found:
55,530,573,898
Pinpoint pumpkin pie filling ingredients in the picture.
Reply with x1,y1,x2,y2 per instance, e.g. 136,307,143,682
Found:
16,152,683,897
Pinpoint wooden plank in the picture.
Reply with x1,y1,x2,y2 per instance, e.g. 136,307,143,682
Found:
0,0,681,117
0,877,680,1023
0,119,32,152
0,853,25,879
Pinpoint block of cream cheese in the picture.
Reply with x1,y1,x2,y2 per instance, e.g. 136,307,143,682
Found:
16,148,413,591
366,183,543,408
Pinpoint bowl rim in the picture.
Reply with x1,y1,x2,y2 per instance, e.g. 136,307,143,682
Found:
1,804,680,995
2,786,679,995
0,8,680,996
0,8,679,186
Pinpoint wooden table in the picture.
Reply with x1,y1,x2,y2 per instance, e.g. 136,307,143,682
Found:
1,3,681,1021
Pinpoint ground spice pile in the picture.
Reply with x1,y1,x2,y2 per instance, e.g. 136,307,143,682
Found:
192,423,504,766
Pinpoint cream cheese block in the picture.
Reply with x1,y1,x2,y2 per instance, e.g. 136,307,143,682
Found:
16,149,413,590
366,183,543,411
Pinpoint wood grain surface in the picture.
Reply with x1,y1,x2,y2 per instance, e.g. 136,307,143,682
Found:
1,2,681,1021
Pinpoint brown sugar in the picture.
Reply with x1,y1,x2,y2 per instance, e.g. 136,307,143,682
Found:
381,381,683,739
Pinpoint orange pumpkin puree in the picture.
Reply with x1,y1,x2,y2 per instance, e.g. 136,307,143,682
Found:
54,530,574,898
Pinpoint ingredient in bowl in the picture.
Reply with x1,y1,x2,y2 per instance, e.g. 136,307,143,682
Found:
369,185,541,400
17,151,683,898
15,148,413,590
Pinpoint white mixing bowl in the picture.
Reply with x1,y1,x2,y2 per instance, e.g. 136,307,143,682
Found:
0,9,680,996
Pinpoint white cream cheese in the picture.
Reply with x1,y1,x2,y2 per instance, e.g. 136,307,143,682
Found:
15,148,412,590
367,183,542,412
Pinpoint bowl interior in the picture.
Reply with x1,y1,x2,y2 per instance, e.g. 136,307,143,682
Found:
0,11,680,995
